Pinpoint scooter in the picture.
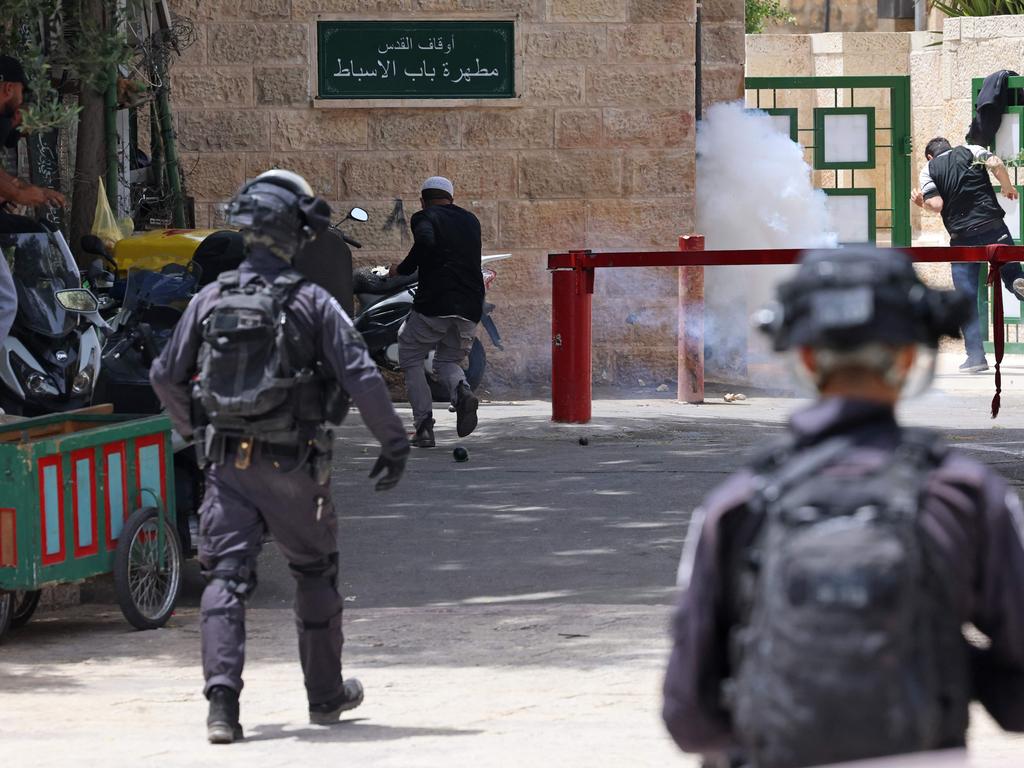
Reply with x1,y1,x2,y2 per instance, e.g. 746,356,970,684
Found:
352,253,510,401
0,231,106,416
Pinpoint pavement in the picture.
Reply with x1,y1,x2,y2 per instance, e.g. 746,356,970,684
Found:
3,354,1024,767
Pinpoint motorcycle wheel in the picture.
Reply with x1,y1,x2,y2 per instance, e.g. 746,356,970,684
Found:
428,338,486,402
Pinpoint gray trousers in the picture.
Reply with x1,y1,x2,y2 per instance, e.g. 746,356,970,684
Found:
398,310,477,427
198,452,345,705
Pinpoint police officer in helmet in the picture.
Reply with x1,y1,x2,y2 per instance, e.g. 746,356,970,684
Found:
151,169,410,744
662,247,1024,768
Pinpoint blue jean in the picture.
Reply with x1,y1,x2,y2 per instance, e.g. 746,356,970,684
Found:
950,223,1023,360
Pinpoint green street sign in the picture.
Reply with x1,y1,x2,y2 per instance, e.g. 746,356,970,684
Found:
317,20,515,100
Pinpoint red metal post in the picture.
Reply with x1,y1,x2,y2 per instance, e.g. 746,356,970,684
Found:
678,235,705,404
551,252,595,423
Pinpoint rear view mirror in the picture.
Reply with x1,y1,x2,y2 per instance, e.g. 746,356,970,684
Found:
348,207,369,223
55,288,99,314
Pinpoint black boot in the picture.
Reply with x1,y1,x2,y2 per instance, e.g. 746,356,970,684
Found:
455,382,479,438
207,685,243,744
309,678,365,725
411,417,435,448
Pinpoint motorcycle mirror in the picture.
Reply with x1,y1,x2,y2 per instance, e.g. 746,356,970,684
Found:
55,288,100,314
348,207,369,223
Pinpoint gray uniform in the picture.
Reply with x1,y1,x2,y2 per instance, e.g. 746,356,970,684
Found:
151,247,408,703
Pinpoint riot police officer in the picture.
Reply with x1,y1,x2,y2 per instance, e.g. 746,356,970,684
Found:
151,170,410,744
662,247,1024,768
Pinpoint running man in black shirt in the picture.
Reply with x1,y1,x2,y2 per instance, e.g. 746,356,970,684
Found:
912,136,1024,372
389,176,484,447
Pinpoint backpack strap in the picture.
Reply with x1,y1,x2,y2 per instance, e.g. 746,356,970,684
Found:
756,436,854,507
217,270,241,289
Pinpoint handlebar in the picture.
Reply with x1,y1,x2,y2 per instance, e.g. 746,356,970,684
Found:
342,233,363,249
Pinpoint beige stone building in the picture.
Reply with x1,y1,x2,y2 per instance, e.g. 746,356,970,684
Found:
165,0,744,393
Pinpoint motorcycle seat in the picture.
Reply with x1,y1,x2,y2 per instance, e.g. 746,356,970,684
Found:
352,267,417,295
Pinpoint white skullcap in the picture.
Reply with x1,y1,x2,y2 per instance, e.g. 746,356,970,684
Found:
421,176,454,197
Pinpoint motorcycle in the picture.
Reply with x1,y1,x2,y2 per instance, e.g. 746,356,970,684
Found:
352,253,510,401
0,231,106,416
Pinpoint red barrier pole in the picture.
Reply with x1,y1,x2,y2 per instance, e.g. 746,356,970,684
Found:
678,235,705,404
551,252,595,423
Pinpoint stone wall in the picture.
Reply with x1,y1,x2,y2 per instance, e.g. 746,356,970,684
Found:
166,0,702,393
769,1,946,33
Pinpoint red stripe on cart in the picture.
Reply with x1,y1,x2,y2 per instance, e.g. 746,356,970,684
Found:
0,508,16,567
71,448,99,558
103,441,129,550
38,455,66,566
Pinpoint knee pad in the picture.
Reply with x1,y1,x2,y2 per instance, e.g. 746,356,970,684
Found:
289,553,339,588
202,556,258,601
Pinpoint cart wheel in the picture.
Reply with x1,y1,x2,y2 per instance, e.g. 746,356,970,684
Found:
0,592,13,642
114,507,182,630
11,590,41,629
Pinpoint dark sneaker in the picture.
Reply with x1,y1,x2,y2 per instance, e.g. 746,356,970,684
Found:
960,357,989,373
1014,278,1024,302
411,417,435,448
207,685,243,744
309,678,364,725
455,382,479,438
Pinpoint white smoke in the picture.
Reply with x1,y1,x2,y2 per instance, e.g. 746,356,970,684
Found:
697,102,837,250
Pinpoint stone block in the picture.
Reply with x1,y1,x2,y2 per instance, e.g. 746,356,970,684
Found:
523,26,608,59
458,0,543,21
910,50,942,108
208,23,307,65
178,110,270,151
327,197,413,251
608,23,695,62
701,0,741,22
556,109,603,148
953,40,1024,100
745,34,813,77
180,152,248,199
292,0,410,15
701,22,745,66
585,197,694,248
587,65,694,107
968,16,1024,41
498,200,586,248
247,152,339,197
340,152,436,198
548,0,627,22
256,68,310,106
623,150,693,196
628,0,695,23
461,200,500,244
523,66,585,105
371,111,461,149
603,109,692,148
519,151,622,198
462,110,554,148
271,110,369,150
171,66,252,107
172,22,206,67
437,152,517,197
169,0,292,20
413,0,459,9
701,65,743,106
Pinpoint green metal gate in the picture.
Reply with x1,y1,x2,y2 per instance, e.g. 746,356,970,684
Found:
745,76,913,247
972,76,1024,354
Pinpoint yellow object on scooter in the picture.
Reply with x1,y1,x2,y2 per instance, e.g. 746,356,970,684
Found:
111,229,225,277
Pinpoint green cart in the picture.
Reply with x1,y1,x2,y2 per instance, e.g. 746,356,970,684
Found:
0,408,182,639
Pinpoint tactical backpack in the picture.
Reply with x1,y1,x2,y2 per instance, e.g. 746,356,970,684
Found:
727,432,970,768
194,270,322,444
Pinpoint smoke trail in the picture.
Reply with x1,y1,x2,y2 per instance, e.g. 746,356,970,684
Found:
696,102,837,389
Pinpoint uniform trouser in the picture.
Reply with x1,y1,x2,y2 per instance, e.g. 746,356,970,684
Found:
950,223,1024,361
398,310,477,427
198,452,345,705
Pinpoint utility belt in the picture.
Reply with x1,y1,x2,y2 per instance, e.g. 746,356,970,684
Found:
195,425,334,484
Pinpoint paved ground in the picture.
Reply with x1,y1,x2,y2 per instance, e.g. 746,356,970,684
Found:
3,355,1024,767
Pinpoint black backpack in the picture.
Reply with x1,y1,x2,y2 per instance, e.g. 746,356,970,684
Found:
194,270,316,443
727,432,969,768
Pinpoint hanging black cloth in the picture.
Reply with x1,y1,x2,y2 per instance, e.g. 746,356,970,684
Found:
966,70,1022,147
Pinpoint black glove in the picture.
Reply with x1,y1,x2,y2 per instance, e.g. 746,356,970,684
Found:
369,450,407,491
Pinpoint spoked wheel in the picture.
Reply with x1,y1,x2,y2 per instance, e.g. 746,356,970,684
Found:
0,591,12,641
11,590,41,629
113,507,182,630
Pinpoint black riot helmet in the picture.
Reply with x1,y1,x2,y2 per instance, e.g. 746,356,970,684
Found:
757,247,968,352
225,169,332,262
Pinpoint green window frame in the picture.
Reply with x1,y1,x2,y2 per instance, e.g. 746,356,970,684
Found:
813,107,876,170
823,187,877,244
764,108,799,144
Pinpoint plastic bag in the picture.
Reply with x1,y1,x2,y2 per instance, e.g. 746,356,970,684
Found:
91,178,126,249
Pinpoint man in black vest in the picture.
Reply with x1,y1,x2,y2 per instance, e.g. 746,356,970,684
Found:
912,136,1024,372
389,176,484,448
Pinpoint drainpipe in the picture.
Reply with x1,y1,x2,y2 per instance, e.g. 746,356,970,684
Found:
824,0,831,31
695,1,702,121
915,0,927,31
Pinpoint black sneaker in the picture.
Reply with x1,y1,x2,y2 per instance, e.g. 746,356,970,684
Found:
207,685,243,744
309,678,364,725
960,357,989,373
455,382,479,438
411,417,435,448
